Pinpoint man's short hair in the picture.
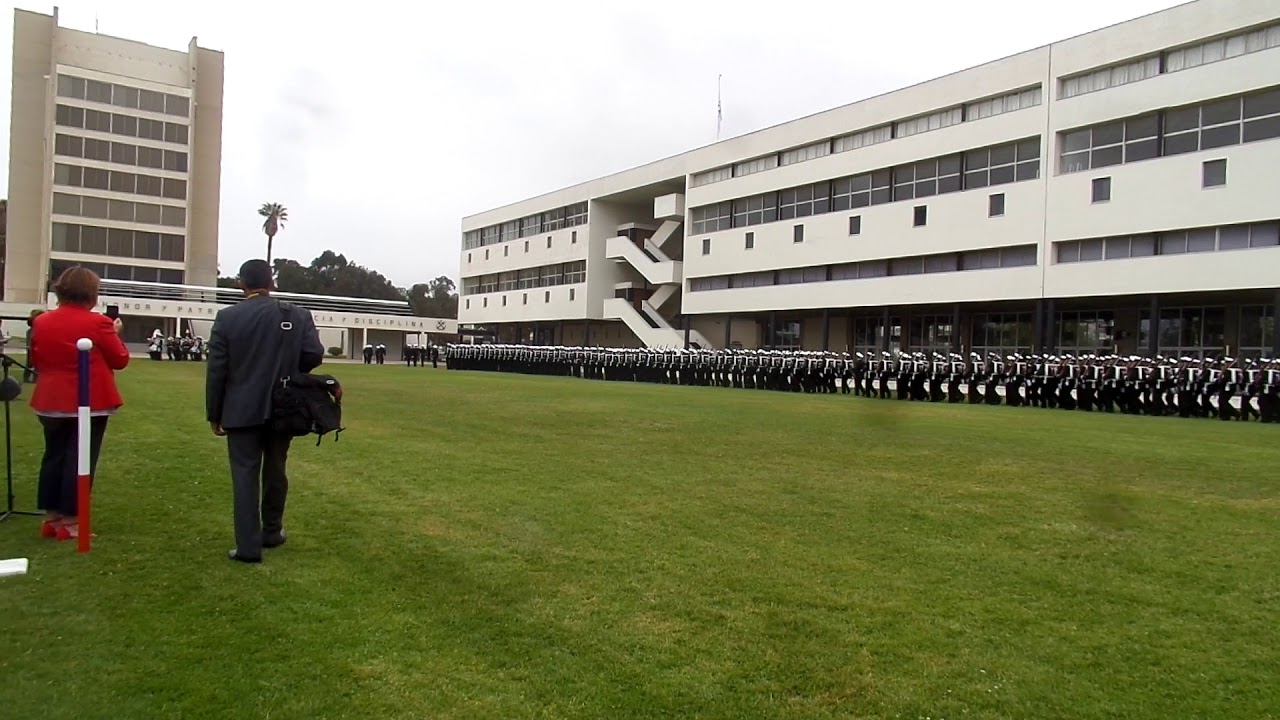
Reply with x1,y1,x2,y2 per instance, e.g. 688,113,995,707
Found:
238,260,273,291
52,266,100,307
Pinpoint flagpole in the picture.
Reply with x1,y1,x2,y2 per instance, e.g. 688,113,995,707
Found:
716,74,723,142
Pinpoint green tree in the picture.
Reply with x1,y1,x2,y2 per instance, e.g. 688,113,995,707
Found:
258,202,288,266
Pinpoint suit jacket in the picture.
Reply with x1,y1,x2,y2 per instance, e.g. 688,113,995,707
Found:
205,294,325,429
29,304,130,413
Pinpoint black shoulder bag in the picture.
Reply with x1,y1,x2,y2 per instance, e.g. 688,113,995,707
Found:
269,301,345,445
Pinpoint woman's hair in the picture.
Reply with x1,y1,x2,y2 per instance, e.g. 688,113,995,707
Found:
52,266,100,307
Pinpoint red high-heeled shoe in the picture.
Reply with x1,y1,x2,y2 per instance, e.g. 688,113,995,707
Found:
54,524,94,542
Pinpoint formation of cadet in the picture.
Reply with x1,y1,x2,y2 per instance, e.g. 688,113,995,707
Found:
403,344,440,368
362,344,387,365
444,344,1280,423
148,330,205,361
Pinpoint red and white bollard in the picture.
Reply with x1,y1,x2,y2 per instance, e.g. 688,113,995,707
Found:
76,337,92,554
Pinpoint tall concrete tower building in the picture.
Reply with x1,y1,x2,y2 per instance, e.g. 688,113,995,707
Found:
5,7,224,303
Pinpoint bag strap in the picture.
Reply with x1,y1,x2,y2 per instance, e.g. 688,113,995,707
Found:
273,300,297,388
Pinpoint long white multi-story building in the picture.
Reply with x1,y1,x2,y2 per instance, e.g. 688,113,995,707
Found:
459,0,1280,360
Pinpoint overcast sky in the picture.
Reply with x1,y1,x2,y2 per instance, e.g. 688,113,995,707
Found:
1,0,1184,288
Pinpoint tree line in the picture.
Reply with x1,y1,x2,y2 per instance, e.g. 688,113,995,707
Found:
218,250,458,319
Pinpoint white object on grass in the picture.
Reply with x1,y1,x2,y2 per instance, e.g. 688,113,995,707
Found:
0,558,29,578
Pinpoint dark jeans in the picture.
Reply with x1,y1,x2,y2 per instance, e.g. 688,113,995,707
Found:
37,415,109,517
226,426,293,559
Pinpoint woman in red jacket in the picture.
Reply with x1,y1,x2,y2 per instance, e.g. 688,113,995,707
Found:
29,267,130,541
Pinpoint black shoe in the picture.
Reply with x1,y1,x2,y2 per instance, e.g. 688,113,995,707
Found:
263,530,287,549
228,549,262,564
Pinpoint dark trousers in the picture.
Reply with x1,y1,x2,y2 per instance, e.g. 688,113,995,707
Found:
227,426,293,558
37,415,108,517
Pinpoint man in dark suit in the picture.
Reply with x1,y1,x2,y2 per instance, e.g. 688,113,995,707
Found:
206,259,325,564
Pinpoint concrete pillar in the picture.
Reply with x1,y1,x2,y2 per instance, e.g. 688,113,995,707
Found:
724,316,732,349
1147,296,1160,357
682,315,690,349
1273,288,1280,358
880,308,890,352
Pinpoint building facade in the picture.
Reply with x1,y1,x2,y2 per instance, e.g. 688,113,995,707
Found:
458,0,1280,360
5,8,224,306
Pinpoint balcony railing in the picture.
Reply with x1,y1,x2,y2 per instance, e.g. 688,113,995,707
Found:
94,279,415,316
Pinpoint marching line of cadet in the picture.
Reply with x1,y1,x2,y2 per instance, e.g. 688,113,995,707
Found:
444,344,1280,423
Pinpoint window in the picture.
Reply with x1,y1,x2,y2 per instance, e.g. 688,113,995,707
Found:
520,214,541,238
690,201,733,234
793,225,804,243
484,249,490,260
1060,56,1160,98
734,155,779,177
465,299,471,309
833,126,891,153
1139,306,1226,359
702,238,711,255
965,86,1042,120
893,155,962,200
895,107,962,138
521,293,527,305
908,315,954,351
1238,305,1275,358
566,202,588,227
569,288,576,301
502,296,507,307
691,166,732,187
1058,311,1116,353
731,193,778,228
965,138,1040,187
524,240,529,253
571,231,577,244
779,182,829,220
780,141,830,166
546,236,552,249
544,291,550,303
913,206,927,227
542,206,566,232
989,193,1005,217
56,75,86,99
848,216,861,235
745,232,755,249
1203,159,1227,188
1166,23,1280,74
483,298,487,308
1091,177,1111,203
971,312,1034,355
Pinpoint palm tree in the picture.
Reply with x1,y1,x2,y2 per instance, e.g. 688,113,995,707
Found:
258,203,288,266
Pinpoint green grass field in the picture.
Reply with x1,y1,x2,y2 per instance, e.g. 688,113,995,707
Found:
1,359,1277,719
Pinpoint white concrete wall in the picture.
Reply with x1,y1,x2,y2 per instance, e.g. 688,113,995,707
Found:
457,0,1280,336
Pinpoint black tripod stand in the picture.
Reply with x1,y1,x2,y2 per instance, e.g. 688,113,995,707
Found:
0,353,39,522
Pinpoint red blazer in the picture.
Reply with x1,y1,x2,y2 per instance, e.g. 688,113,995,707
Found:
29,305,130,413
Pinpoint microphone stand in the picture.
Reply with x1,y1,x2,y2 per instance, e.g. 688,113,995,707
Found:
0,352,40,522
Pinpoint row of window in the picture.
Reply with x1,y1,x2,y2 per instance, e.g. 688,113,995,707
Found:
690,137,1039,234
54,163,187,201
467,231,579,263
54,133,189,173
52,192,187,228
52,222,185,263
688,244,1037,292
465,287,578,311
690,86,1043,187
462,260,587,295
1056,221,1280,264
1061,22,1280,99
56,74,190,118
790,306,1274,359
49,260,184,286
463,202,588,249
55,104,189,147
1061,86,1280,173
